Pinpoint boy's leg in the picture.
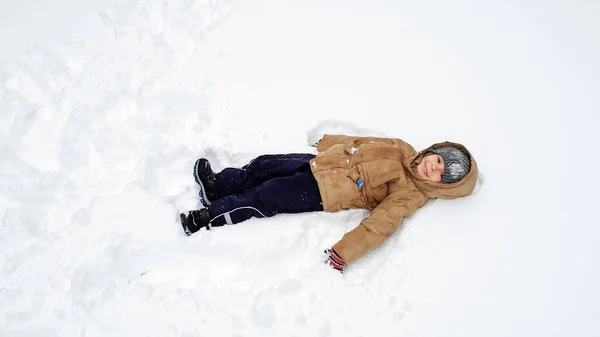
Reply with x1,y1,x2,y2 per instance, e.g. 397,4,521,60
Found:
216,153,315,196
208,170,322,227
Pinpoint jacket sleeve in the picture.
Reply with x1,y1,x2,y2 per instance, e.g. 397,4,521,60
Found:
315,134,394,152
331,187,429,264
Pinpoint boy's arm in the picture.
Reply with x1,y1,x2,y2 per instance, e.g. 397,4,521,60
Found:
314,134,395,152
331,188,429,264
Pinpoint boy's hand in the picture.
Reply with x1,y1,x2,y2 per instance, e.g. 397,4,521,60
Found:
324,248,345,273
310,137,323,147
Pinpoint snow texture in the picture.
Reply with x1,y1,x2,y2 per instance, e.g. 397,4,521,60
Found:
1,0,599,336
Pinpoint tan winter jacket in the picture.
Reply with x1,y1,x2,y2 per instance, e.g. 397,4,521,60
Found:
310,134,479,264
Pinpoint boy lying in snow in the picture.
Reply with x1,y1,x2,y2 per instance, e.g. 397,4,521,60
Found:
180,134,478,272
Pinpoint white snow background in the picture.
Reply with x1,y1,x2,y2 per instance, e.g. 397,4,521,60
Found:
1,0,599,336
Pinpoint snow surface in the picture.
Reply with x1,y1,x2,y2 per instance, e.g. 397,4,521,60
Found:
1,0,599,336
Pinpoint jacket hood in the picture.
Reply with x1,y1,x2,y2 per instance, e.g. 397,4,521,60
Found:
404,141,479,199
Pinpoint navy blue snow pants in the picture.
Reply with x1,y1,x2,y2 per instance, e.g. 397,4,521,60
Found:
207,154,323,227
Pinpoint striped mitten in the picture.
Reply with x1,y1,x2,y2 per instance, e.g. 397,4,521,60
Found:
324,248,345,273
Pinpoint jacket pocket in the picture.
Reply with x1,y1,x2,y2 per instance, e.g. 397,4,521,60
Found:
320,169,365,211
344,167,368,208
356,165,399,207
370,170,403,187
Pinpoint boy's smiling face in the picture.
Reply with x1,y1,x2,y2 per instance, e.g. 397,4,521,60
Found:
416,154,445,183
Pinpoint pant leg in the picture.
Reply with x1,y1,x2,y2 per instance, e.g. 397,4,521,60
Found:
208,170,323,227
216,153,315,196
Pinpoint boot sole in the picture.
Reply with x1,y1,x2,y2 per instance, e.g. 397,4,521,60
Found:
180,213,192,236
193,159,211,207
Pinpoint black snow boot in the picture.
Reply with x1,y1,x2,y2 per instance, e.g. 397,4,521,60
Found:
180,208,211,236
193,158,221,207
